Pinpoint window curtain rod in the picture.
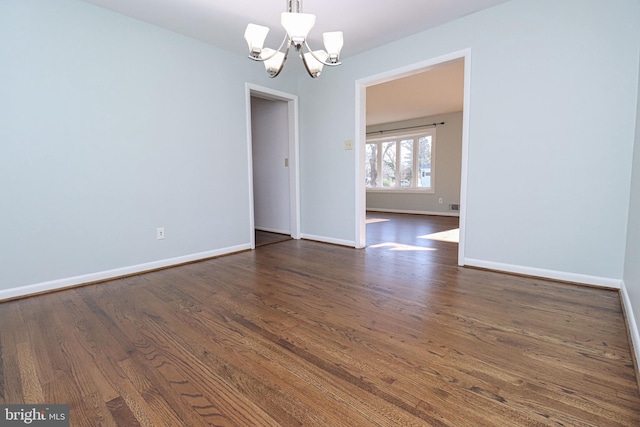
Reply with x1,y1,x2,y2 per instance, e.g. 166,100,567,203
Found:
366,122,445,136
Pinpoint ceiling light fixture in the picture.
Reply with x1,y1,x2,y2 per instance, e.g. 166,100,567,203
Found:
244,0,343,78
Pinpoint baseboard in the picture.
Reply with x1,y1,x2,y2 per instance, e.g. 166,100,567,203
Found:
366,208,460,217
0,243,252,302
255,226,291,235
464,258,622,289
620,281,640,384
300,234,356,248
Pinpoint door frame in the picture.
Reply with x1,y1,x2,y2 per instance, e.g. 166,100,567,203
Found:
354,48,471,266
245,83,301,249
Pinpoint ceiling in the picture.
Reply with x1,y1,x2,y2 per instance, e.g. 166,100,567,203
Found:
80,0,510,58
366,59,465,126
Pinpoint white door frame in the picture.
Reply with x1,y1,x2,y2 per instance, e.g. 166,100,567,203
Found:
245,83,301,249
354,48,471,266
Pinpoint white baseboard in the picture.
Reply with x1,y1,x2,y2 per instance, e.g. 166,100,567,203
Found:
0,243,252,302
620,281,640,376
255,226,291,235
464,258,622,289
300,234,356,248
366,208,460,217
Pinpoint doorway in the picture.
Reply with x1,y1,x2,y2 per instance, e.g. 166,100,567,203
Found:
245,84,300,249
355,49,471,266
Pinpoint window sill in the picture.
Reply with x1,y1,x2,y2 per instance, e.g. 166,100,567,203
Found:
366,188,435,194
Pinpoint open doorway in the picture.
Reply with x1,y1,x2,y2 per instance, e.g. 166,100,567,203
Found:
245,84,300,249
355,50,471,266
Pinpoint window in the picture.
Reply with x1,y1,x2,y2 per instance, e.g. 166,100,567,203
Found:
365,129,435,191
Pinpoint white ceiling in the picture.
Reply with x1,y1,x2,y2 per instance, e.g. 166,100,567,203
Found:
366,59,465,126
80,0,510,58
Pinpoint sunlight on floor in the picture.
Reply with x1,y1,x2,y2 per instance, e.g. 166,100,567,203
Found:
369,242,437,251
418,228,460,243
366,217,391,224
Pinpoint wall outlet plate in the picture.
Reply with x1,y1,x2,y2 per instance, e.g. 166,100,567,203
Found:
344,139,353,150
156,227,165,240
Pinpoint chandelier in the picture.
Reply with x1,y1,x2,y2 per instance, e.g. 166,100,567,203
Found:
243,0,344,78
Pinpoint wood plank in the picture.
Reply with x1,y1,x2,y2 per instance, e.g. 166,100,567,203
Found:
0,301,25,404
105,396,142,427
15,341,44,403
0,323,5,404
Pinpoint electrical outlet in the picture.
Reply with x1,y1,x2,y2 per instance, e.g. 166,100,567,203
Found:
344,139,353,150
156,227,165,240
438,198,443,204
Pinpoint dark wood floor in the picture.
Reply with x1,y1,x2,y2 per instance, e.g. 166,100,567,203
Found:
1,213,639,426
255,230,292,247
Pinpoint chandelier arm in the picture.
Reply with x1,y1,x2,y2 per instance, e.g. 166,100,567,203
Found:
247,33,290,62
268,39,291,78
303,41,342,66
300,49,319,79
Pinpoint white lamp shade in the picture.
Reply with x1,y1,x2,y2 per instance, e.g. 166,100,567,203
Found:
261,48,286,76
323,31,343,59
244,23,269,54
281,12,316,41
303,50,329,77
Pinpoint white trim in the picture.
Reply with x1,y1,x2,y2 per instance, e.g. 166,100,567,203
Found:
245,83,301,249
245,85,257,249
288,95,301,240
301,234,356,248
620,281,640,375
355,49,471,260
355,82,367,249
428,129,436,193
366,208,459,217
464,258,622,289
255,226,291,235
0,244,251,302
458,50,471,267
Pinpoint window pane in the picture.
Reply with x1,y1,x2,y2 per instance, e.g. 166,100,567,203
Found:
418,136,432,188
382,141,396,187
365,143,377,187
400,139,413,187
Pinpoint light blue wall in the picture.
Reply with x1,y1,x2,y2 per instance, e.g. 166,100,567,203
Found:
0,0,292,290
624,55,640,337
299,0,640,280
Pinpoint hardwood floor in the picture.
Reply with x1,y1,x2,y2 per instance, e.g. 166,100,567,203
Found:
1,213,639,426
255,230,292,247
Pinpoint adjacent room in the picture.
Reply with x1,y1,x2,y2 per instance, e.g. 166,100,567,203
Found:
364,59,463,260
2,0,640,425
